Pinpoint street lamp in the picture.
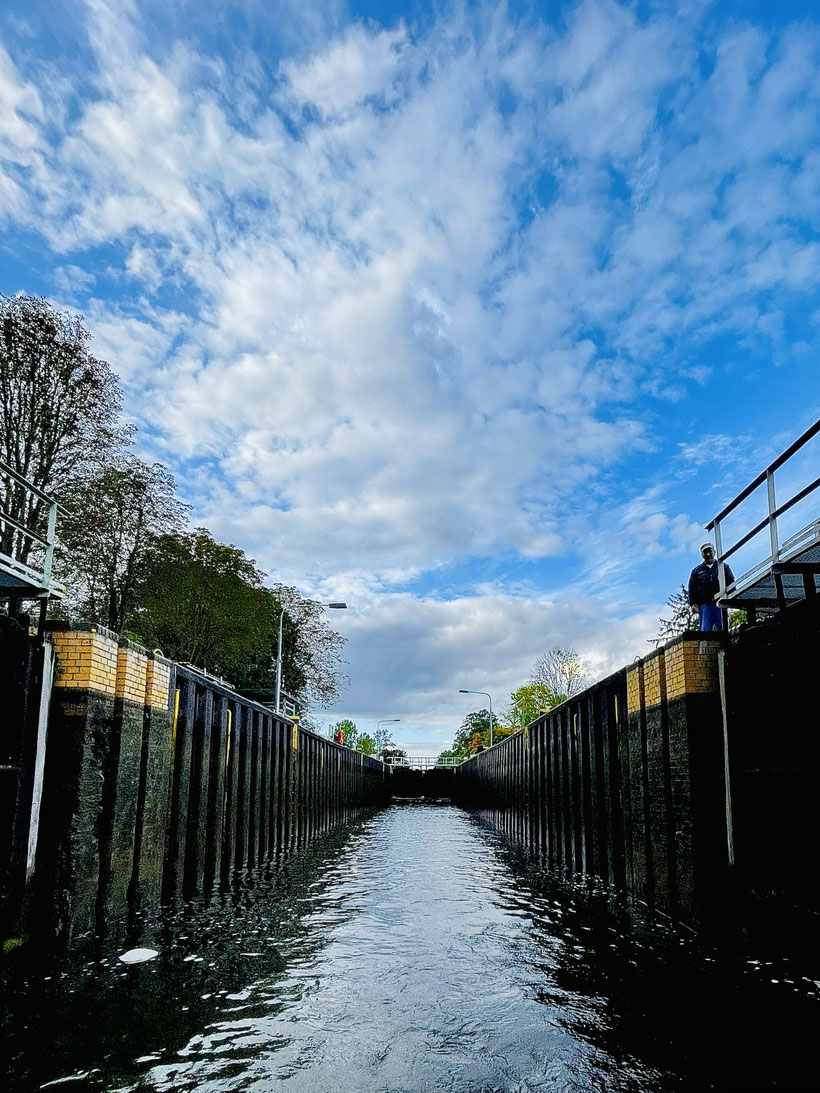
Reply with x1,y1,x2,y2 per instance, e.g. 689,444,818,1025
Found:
459,688,493,748
275,599,347,714
375,719,400,761
376,718,400,744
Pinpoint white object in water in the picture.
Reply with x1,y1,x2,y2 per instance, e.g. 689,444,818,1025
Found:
118,948,159,964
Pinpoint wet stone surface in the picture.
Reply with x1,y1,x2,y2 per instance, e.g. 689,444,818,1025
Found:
2,803,818,1092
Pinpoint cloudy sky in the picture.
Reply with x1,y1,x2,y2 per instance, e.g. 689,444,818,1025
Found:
2,0,819,753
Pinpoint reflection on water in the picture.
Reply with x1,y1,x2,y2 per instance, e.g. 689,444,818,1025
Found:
3,803,818,1092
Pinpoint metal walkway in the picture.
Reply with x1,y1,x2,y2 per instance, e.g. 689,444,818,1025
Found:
707,419,820,615
0,458,65,628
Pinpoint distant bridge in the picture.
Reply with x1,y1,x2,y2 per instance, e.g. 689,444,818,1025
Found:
385,755,461,769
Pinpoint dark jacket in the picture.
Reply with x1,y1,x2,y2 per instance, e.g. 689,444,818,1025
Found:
688,561,734,606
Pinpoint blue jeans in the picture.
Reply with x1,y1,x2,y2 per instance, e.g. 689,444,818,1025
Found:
698,602,724,630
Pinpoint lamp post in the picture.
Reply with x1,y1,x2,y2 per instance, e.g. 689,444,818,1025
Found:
376,718,400,745
459,688,493,748
275,600,347,715
375,719,400,762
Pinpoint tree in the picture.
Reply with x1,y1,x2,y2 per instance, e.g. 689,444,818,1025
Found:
274,587,348,710
505,681,560,726
729,609,747,629
129,531,347,709
380,746,407,763
0,294,125,562
653,584,696,646
531,645,589,701
333,719,358,747
59,456,187,632
373,725,397,752
450,708,502,756
436,748,461,764
130,528,279,689
356,733,376,755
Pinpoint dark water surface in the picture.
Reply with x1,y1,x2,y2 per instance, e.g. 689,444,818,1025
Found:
3,803,818,1092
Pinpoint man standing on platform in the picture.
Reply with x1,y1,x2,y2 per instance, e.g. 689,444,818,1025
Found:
688,542,734,630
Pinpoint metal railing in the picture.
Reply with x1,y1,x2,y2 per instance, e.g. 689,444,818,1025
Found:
385,755,463,769
706,418,820,606
0,458,65,602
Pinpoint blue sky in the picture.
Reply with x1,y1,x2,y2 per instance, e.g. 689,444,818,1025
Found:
2,0,819,753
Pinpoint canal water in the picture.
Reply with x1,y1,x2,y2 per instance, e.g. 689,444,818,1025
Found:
3,803,818,1092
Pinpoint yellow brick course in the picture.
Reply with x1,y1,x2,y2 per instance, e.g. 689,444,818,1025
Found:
627,638,722,711
51,629,119,695
145,658,172,711
627,666,642,715
643,652,666,708
665,640,720,700
116,644,148,703
51,627,174,711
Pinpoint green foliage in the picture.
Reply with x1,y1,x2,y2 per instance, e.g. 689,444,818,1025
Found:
531,645,589,700
448,708,502,756
59,456,187,632
380,746,407,763
729,609,748,629
334,719,358,747
654,584,697,646
436,748,461,763
127,530,346,709
356,733,376,755
129,528,280,691
0,293,125,563
505,681,560,726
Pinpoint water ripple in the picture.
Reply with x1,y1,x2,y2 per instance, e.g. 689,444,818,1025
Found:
3,803,818,1093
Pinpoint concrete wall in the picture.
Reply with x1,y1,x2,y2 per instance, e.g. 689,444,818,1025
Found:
454,634,731,926
25,626,389,947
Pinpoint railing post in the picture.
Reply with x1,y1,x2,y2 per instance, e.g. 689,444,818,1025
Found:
766,469,779,564
714,517,728,597
42,500,58,587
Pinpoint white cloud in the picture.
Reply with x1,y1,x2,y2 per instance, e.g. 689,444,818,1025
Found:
1,1,818,724
281,23,407,118
0,44,43,151
324,585,662,733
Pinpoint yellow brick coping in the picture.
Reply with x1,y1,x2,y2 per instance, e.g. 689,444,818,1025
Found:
627,635,725,713
50,627,173,709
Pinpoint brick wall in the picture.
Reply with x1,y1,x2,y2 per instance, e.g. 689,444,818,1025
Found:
51,628,119,695
628,636,722,712
50,627,172,712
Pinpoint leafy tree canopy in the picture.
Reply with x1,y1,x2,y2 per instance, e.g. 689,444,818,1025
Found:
380,746,407,763
531,645,589,701
333,719,358,747
130,528,279,691
0,293,126,563
59,456,187,632
504,681,560,726
443,708,517,757
653,584,696,646
356,733,376,755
